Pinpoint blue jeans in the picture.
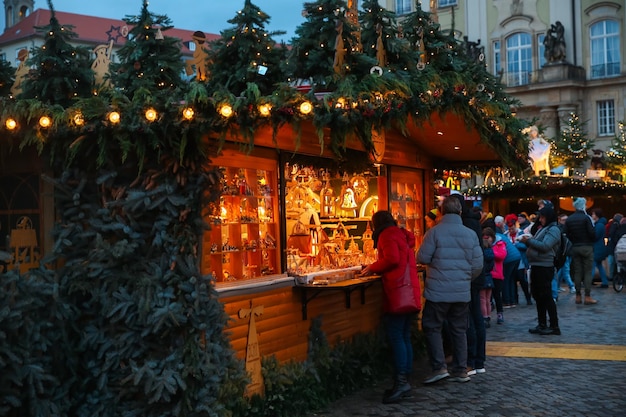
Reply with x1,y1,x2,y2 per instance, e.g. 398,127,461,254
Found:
384,312,416,376
552,257,574,298
467,286,486,369
422,300,469,375
592,260,608,286
557,256,574,288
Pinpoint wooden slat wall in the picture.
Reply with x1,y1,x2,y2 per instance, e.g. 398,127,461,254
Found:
221,282,384,363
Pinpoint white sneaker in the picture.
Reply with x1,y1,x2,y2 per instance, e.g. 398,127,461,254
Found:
569,287,576,294
475,368,486,374
467,367,477,376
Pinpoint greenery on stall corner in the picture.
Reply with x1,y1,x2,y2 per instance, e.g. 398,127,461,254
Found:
2,2,247,416
232,317,392,417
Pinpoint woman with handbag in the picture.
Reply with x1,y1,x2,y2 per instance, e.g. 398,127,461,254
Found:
361,210,421,404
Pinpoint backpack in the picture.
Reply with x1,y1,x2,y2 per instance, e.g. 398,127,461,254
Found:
554,227,573,270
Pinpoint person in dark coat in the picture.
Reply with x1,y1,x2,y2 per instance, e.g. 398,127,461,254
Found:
564,197,597,304
449,192,481,244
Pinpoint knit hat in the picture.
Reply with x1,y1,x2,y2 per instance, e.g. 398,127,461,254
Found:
505,213,518,226
573,197,587,211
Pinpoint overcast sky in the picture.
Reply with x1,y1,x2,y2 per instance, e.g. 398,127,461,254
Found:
2,0,305,42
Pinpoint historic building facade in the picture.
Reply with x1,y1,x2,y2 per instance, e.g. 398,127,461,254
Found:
389,0,625,168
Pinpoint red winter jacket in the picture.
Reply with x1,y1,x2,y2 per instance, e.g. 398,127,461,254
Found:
367,226,421,313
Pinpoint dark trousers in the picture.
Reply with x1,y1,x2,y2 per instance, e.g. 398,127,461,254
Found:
530,265,559,328
492,278,503,313
422,300,469,375
384,312,416,376
502,260,518,305
467,286,486,369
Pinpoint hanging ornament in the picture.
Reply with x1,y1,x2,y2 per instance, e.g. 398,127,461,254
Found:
370,66,383,76
477,83,485,92
155,27,164,40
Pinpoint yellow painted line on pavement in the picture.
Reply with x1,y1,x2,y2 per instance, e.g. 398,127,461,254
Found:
487,341,626,361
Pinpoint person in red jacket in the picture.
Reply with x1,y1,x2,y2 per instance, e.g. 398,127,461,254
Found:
361,210,421,404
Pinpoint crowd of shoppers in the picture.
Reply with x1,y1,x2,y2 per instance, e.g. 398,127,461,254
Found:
366,194,621,403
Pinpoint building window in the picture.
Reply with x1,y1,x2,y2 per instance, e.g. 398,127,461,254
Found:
597,100,615,136
0,53,6,62
438,0,457,7
492,41,501,76
506,33,532,86
537,34,546,68
395,0,412,15
590,20,620,79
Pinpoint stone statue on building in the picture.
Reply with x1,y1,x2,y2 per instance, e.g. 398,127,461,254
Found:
463,36,484,63
543,21,566,64
510,0,523,15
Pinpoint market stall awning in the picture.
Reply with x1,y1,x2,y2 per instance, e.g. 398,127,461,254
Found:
404,112,504,166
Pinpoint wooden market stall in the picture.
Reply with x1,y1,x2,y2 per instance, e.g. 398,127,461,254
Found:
204,115,508,363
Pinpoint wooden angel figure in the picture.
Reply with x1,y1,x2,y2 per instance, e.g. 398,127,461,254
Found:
10,48,29,97
375,23,386,67
92,40,114,87
333,20,346,75
185,31,209,81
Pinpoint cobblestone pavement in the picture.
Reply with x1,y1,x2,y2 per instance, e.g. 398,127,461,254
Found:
308,284,626,416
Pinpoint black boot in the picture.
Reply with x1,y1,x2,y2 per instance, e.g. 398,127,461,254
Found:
382,374,411,404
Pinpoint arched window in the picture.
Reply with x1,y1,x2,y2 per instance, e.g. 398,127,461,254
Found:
590,20,620,78
18,5,29,20
506,32,532,86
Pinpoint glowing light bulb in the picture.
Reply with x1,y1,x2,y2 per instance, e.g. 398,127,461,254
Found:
108,111,121,124
220,104,233,118
299,101,313,115
73,112,84,126
5,118,17,130
182,107,194,121
258,103,272,117
39,116,51,128
145,108,157,122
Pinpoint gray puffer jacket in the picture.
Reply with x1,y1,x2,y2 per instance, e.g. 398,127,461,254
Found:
417,214,483,303
526,222,561,267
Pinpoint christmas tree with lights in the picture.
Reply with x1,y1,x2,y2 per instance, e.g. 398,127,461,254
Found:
208,0,287,96
550,112,594,170
19,0,93,105
359,0,415,73
606,121,626,175
108,0,185,95
285,0,373,89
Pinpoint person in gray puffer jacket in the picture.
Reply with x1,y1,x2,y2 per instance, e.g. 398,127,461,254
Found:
417,196,483,384
520,205,561,335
